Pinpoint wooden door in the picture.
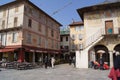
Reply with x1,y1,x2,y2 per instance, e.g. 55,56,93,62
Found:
105,20,114,34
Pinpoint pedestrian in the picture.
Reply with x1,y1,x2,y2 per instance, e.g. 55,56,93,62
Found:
89,61,94,68
51,57,55,68
72,56,76,67
99,57,104,70
108,51,120,80
44,56,48,69
69,56,72,65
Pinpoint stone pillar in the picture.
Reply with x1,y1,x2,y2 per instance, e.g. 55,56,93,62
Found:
91,51,95,61
33,52,35,64
18,49,24,62
76,50,81,68
109,51,113,68
76,49,88,68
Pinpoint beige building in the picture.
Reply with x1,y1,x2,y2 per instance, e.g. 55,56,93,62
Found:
0,0,61,62
76,1,120,68
69,21,84,53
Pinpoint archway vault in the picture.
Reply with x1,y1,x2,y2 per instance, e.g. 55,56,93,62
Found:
114,44,120,52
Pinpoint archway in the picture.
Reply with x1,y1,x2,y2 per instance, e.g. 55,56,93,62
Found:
113,44,120,64
94,45,110,66
114,44,120,52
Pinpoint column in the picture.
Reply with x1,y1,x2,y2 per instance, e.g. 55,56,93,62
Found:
33,51,35,64
109,51,113,68
18,48,24,62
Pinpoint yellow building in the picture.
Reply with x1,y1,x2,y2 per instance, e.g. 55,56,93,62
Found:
69,21,84,53
76,1,120,68
0,0,61,62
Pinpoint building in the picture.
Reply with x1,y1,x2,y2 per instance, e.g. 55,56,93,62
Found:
76,0,120,68
69,21,84,54
60,27,70,62
0,0,62,63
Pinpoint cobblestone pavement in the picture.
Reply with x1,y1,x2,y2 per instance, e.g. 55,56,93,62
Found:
0,64,111,80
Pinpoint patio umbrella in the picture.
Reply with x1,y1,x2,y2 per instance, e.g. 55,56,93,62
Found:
97,50,105,54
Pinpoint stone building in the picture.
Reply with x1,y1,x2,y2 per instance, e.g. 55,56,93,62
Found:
0,0,61,63
76,0,120,68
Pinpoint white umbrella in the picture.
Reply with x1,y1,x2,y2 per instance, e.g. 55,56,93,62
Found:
97,50,105,53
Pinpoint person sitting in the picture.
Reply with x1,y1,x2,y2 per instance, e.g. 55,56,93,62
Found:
94,61,100,69
103,62,109,70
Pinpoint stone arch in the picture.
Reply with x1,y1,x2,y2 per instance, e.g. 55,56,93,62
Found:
114,44,120,52
93,44,110,65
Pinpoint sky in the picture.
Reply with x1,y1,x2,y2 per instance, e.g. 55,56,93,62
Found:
0,0,105,27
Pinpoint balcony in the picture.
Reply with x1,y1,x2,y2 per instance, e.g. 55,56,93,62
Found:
0,26,22,32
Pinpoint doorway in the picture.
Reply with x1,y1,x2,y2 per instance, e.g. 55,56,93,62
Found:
105,20,114,34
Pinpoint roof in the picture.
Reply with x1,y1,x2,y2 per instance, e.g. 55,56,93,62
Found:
77,0,120,20
0,0,62,26
69,21,83,26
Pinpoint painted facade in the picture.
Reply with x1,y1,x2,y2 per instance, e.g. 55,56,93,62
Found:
0,0,61,63
69,21,84,52
76,1,120,68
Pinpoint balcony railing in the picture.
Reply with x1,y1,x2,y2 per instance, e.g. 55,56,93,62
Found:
85,28,105,48
84,27,120,49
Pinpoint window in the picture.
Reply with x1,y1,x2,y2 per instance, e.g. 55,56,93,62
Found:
78,34,83,40
26,33,32,44
28,19,32,27
15,6,19,12
72,44,75,49
12,33,17,42
2,20,5,29
60,46,63,49
3,10,6,17
75,26,84,31
60,37,63,42
52,40,54,48
38,37,41,45
75,26,80,31
66,36,68,41
64,46,69,49
38,24,42,31
14,17,18,27
45,40,48,48
79,44,83,50
0,34,5,46
51,30,54,37
29,7,32,14
71,34,75,40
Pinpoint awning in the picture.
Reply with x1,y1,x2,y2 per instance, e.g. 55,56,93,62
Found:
0,48,15,52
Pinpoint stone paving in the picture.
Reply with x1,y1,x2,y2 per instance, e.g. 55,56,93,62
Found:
0,64,111,80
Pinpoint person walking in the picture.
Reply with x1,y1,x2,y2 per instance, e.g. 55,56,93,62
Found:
51,57,55,68
72,56,76,67
44,56,48,69
99,57,104,70
108,51,120,80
